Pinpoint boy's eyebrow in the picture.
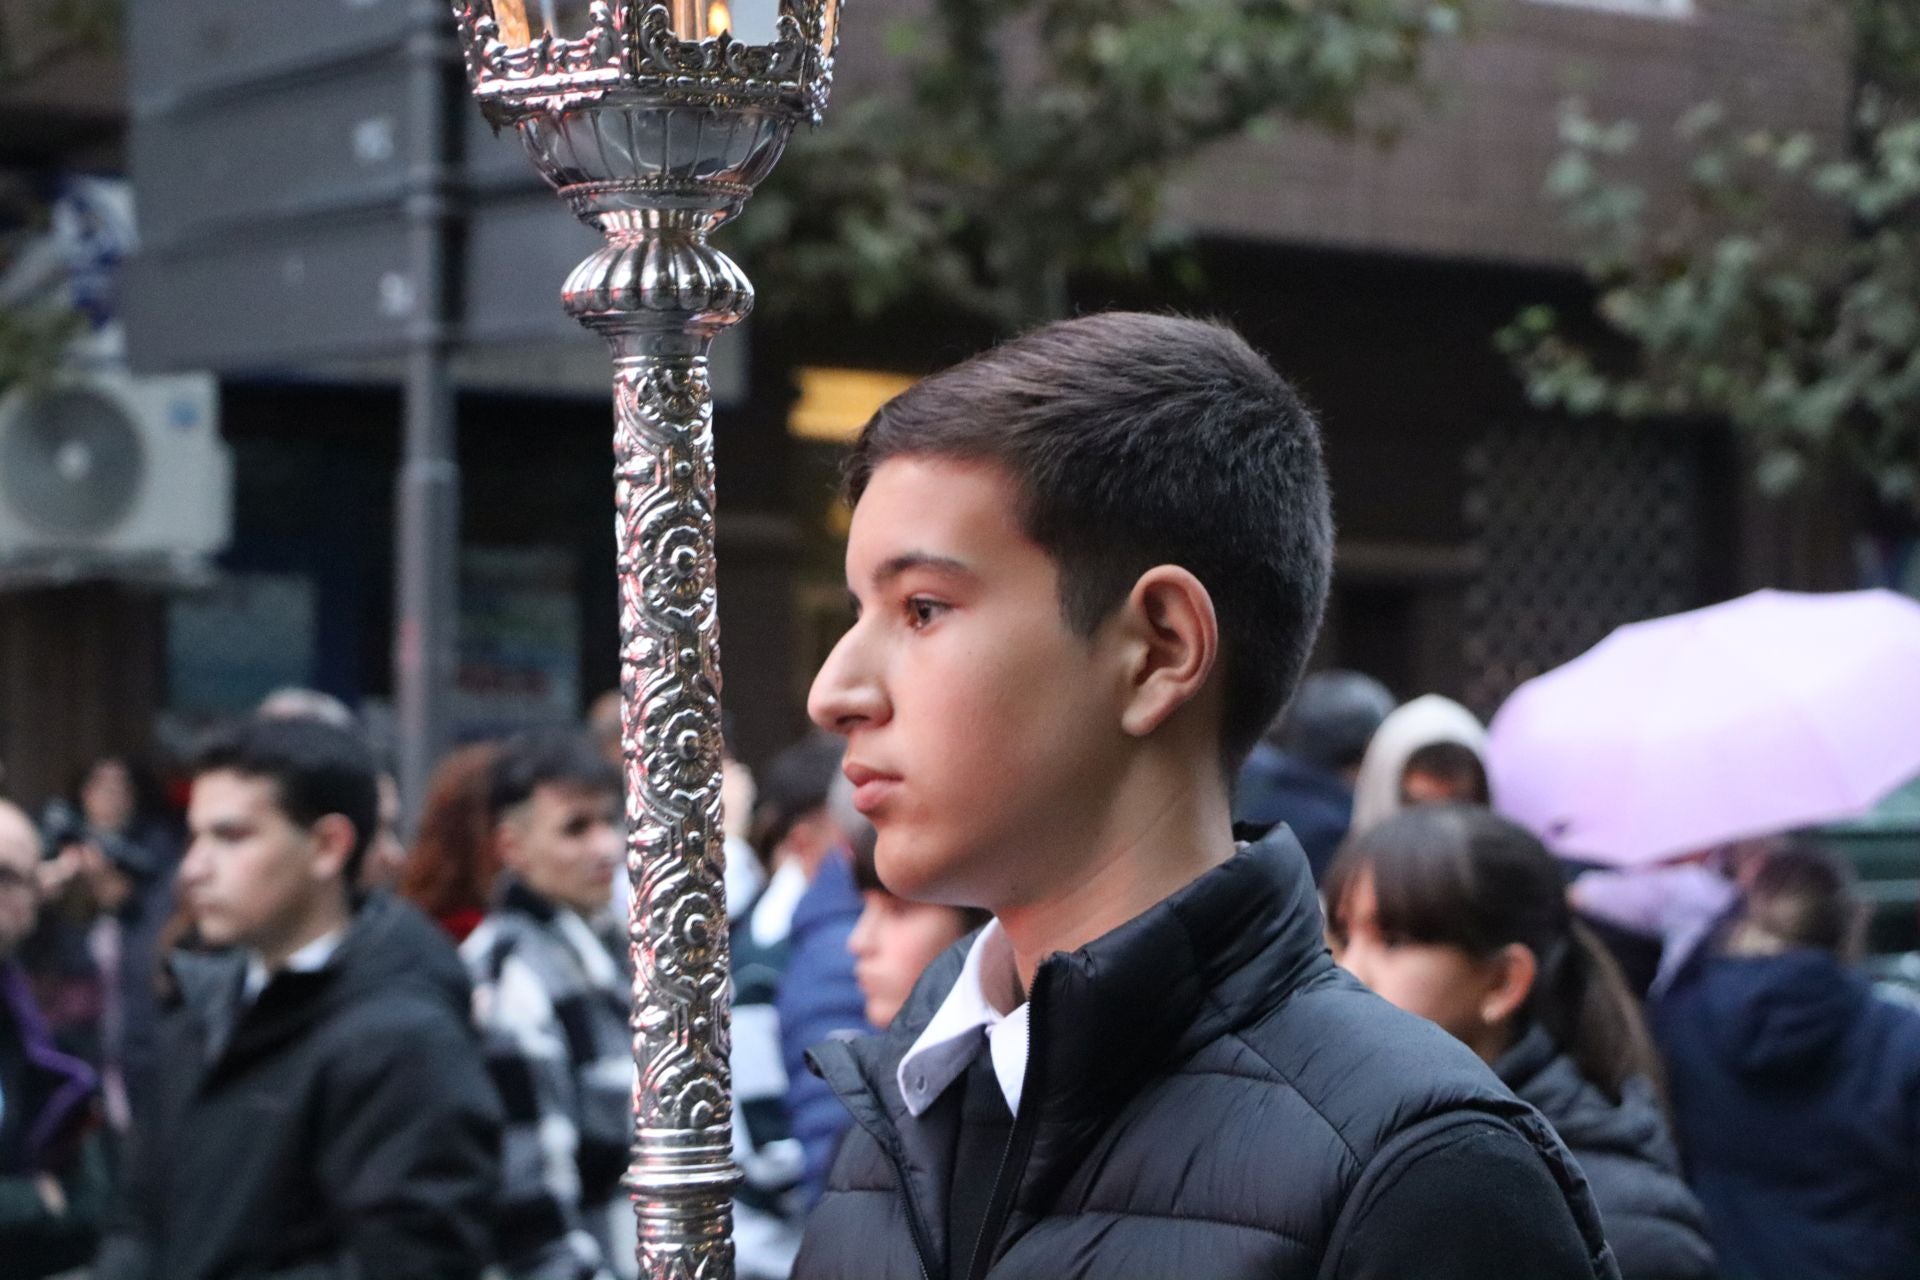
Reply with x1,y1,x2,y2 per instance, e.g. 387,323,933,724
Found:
869,552,974,587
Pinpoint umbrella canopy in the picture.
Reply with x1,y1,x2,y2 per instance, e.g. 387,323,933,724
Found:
1487,588,1920,866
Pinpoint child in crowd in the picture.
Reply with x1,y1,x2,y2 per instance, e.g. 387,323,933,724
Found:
1326,805,1715,1280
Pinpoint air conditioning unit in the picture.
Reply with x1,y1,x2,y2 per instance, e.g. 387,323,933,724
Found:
0,371,230,580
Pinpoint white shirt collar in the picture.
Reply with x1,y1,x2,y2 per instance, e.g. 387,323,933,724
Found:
896,919,1030,1118
244,927,345,1002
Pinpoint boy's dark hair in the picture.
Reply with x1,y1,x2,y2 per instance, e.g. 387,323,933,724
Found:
847,312,1333,768
489,729,620,818
192,717,380,883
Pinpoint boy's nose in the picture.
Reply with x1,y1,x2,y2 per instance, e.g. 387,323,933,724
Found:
808,626,887,735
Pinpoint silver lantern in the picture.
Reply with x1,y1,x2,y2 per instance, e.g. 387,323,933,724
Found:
447,2,843,1275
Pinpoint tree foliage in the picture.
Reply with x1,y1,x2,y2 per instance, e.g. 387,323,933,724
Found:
1502,1,1920,512
0,0,122,395
735,0,1462,328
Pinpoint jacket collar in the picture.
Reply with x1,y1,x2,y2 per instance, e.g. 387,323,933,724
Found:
167,896,384,1079
496,873,561,923
812,827,1332,1239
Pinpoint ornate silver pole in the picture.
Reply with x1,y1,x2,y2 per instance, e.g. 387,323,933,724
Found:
450,5,842,1275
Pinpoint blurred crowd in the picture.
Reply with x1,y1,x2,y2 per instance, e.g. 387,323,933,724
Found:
1,670,1916,1280
1242,672,1920,1280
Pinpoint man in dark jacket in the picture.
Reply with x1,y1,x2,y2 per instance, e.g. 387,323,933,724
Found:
797,313,1617,1279
95,717,502,1280
1656,842,1920,1280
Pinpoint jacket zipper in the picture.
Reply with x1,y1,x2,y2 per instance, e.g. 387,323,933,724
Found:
965,983,1048,1280
877,1133,938,1280
813,1042,939,1280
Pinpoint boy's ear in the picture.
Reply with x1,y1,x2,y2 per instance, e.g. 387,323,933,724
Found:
307,813,358,883
1115,565,1220,739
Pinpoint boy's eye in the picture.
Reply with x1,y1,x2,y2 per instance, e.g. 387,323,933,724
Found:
905,597,947,629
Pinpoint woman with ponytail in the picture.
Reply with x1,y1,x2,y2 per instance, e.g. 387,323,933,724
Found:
1325,805,1716,1280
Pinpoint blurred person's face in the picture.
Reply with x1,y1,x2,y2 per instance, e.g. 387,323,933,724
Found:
82,759,136,833
588,691,624,768
848,891,974,1028
1329,868,1528,1064
808,457,1132,910
359,773,408,893
180,770,355,958
497,782,621,917
0,805,42,957
72,843,134,916
1400,767,1467,807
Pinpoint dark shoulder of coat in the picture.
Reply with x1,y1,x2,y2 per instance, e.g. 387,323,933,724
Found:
798,831,1616,1280
1497,1026,1716,1280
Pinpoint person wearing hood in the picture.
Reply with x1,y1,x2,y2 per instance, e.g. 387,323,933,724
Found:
1655,841,1920,1280
1348,693,1489,838
94,717,503,1280
1328,806,1716,1280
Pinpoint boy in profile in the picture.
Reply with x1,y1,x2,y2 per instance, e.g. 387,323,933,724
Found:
795,313,1618,1279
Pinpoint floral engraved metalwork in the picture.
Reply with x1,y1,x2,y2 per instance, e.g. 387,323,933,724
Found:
614,350,729,1114
447,0,843,1273
613,348,740,1275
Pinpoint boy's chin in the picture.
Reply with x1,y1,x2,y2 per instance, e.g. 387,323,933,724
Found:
873,837,973,908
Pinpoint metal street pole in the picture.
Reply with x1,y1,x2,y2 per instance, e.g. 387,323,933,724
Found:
448,3,843,1274
395,18,462,816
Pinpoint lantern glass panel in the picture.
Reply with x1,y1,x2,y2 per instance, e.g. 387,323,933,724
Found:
540,0,600,37
484,0,602,46
718,0,782,43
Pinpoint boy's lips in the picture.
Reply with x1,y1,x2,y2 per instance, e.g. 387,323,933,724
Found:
843,761,902,815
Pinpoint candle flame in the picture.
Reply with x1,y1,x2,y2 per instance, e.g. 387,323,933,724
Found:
706,0,732,36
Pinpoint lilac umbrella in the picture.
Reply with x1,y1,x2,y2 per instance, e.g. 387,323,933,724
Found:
1487,588,1920,866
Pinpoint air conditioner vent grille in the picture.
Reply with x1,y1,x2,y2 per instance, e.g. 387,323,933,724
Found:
0,387,149,537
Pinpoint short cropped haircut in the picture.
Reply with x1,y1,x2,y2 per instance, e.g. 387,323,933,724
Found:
192,717,380,883
847,312,1333,768
489,729,620,818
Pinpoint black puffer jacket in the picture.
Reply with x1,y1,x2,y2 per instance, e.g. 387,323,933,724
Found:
1496,1025,1716,1280
797,832,1621,1280
95,892,503,1280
